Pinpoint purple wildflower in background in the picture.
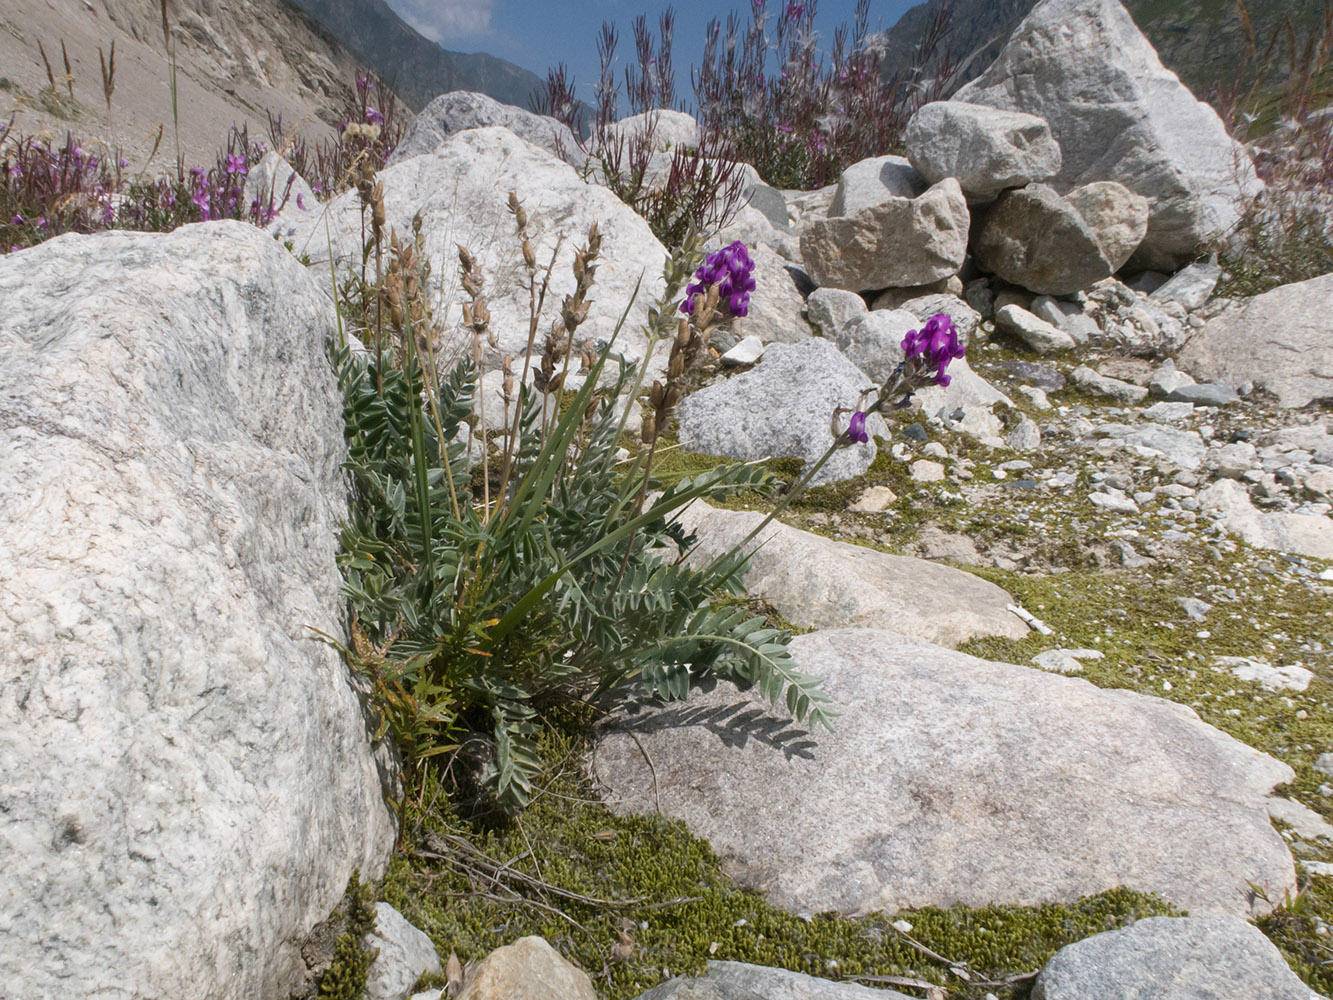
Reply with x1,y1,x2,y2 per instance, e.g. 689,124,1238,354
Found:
296,193,308,211
225,153,247,175
680,241,757,319
901,313,965,387
365,107,384,126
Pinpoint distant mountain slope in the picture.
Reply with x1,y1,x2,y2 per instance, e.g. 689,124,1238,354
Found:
289,0,546,112
0,0,358,167
874,0,1320,106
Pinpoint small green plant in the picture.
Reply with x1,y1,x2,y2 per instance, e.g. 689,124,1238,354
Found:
333,190,835,814
316,870,379,1000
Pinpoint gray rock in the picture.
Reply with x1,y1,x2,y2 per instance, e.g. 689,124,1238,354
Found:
1152,259,1221,310
1316,754,1333,778
806,287,867,339
388,91,584,168
1090,489,1140,514
1149,360,1196,398
833,309,918,381
975,182,1146,295
801,178,969,292
1031,917,1324,1000
1199,480,1333,560
676,339,882,485
873,292,982,345
1064,180,1151,270
911,458,947,482
1179,272,1333,408
955,0,1262,270
1144,402,1196,423
591,629,1295,919
1072,365,1150,403
638,961,914,1000
365,904,442,1000
1002,360,1066,391
827,154,927,216
1267,797,1333,840
721,336,765,366
744,183,791,233
1177,597,1212,621
1031,648,1104,673
0,223,397,999
1031,296,1098,345
1096,423,1208,469
286,127,668,374
904,101,1062,199
996,303,1077,353
1218,658,1315,694
725,245,813,346
1207,441,1258,479
715,201,802,262
1168,382,1240,406
457,936,595,1000
1007,417,1042,451
677,502,1028,647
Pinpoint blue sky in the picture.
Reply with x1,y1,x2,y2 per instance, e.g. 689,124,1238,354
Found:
380,0,923,107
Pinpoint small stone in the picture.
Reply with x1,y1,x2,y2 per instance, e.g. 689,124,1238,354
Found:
1148,360,1196,398
1031,648,1105,673
1007,417,1042,451
1216,656,1315,692
912,459,947,482
365,904,442,1000
1089,490,1140,514
1315,754,1333,778
1143,401,1195,423
1017,385,1051,409
720,335,765,366
1167,382,1240,407
1177,597,1212,621
995,304,1077,354
849,486,898,512
1002,360,1066,391
1071,366,1149,404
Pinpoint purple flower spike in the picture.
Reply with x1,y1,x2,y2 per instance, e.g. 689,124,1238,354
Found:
847,410,869,444
365,106,384,126
901,313,965,387
680,241,757,319
225,153,247,175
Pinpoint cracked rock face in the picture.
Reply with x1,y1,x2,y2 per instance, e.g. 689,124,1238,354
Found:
592,628,1295,920
0,222,397,1000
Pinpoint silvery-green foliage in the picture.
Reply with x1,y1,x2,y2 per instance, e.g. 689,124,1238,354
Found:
335,335,832,812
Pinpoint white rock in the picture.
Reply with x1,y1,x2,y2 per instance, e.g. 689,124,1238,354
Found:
1031,648,1105,673
0,223,397,999
905,101,1062,199
388,91,583,168
285,127,668,375
592,629,1295,919
365,904,442,1000
807,287,868,339
827,154,927,216
721,335,765,366
1199,479,1333,560
995,304,1077,354
956,0,1262,270
1217,657,1316,693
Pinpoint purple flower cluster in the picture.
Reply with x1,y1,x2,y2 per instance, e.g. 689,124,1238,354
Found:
680,241,757,319
901,313,966,388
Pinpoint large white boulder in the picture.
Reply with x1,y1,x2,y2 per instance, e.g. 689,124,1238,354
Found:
905,101,1062,199
955,0,1261,270
592,629,1295,919
0,222,397,999
800,176,969,292
287,127,669,373
1179,271,1333,409
387,91,584,168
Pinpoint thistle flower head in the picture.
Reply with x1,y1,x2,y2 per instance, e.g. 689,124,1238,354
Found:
680,241,756,319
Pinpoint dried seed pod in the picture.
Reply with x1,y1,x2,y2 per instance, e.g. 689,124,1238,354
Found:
649,381,666,408
676,317,691,348
522,238,536,270
641,413,656,443
668,352,685,380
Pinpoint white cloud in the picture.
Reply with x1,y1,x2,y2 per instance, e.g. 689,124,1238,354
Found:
390,0,494,43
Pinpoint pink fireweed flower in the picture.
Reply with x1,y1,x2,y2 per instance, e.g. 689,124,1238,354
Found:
296,193,308,211
225,154,247,175
365,106,384,126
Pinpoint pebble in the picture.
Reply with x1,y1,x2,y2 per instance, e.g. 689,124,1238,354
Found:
720,335,765,366
911,459,946,483
1031,648,1105,673
1072,366,1149,404
849,486,897,512
1177,597,1212,621
1089,490,1140,514
1167,382,1239,407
